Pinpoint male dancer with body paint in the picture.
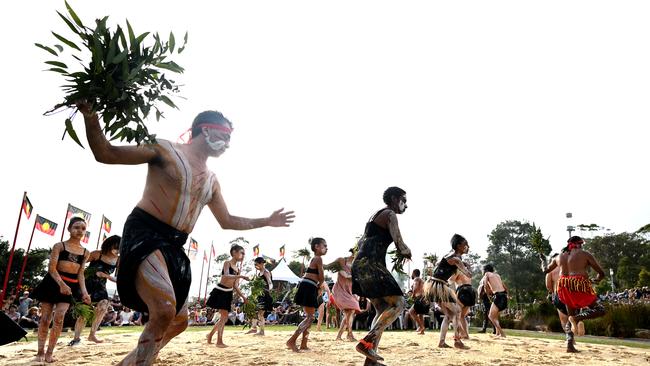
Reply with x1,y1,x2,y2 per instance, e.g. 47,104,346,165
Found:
480,264,508,338
407,269,427,335
78,103,295,366
543,253,585,336
542,236,605,353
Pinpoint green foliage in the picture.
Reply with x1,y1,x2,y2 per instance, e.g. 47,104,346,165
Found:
37,1,188,147
71,300,95,322
637,267,650,287
387,249,408,274
529,223,551,256
485,220,548,303
239,276,265,321
287,260,302,277
583,303,650,338
595,277,613,294
583,232,650,288
616,257,639,289
293,248,311,276
0,240,49,295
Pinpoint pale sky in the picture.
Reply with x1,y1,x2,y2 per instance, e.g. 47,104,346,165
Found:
2,1,649,298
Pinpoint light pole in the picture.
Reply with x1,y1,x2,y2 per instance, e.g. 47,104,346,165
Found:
566,212,574,238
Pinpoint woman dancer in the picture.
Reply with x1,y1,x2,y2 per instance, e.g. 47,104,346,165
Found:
251,256,273,336
70,235,121,345
206,244,249,347
351,187,412,365
31,217,91,363
424,234,471,349
328,249,361,341
286,237,327,352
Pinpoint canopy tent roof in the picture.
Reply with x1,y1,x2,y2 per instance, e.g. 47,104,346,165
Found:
271,258,301,284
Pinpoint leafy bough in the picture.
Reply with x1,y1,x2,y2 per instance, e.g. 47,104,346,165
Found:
36,1,187,147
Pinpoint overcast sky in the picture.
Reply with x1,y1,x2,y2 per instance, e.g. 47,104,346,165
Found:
2,1,649,297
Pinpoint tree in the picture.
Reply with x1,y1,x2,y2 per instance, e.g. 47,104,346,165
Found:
485,220,547,303
617,257,639,289
583,232,650,288
288,260,303,277
637,267,650,287
0,239,49,298
293,248,311,276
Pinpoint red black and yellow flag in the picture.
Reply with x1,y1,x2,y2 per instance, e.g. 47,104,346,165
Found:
35,215,57,236
22,194,33,219
279,244,285,258
82,231,91,244
67,204,92,222
253,244,260,257
102,216,112,233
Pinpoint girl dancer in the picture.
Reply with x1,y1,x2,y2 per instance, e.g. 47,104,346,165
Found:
206,244,249,347
286,237,327,352
32,217,91,363
328,249,361,341
351,187,412,365
70,235,121,345
251,256,273,336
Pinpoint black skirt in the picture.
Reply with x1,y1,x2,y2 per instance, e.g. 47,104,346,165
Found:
207,284,234,311
456,284,477,307
117,207,190,315
32,272,81,305
257,290,274,312
413,296,430,314
351,257,403,299
85,275,109,303
294,279,319,308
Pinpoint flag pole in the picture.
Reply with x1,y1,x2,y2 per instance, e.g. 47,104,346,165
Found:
203,242,214,305
96,215,104,250
0,192,27,308
60,204,70,241
197,251,206,300
15,220,37,296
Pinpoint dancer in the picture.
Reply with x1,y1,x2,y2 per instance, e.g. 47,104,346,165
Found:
450,262,476,339
286,237,327,352
79,104,294,365
423,234,471,349
476,275,495,334
31,217,91,363
480,264,508,338
407,269,428,335
542,236,606,352
351,187,412,365
206,244,249,347
70,235,121,345
252,256,273,336
543,253,585,336
328,249,361,341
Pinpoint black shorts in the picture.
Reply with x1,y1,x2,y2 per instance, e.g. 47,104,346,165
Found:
553,292,568,315
493,292,508,312
413,297,430,315
294,279,319,308
456,284,477,307
32,272,81,305
117,207,190,315
257,290,274,312
206,284,234,311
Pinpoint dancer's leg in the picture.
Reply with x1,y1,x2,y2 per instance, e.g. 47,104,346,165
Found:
488,303,505,338
356,296,405,362
215,309,229,347
36,303,54,362
89,300,109,342
44,302,70,363
71,314,85,345
287,306,315,352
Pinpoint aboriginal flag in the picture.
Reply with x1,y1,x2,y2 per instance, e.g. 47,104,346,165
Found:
35,215,57,236
102,216,112,233
22,195,33,219
279,245,285,258
82,231,91,244
253,244,260,257
67,204,91,222
203,250,208,263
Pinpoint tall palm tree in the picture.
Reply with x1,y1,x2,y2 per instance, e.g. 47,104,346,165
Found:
293,247,312,276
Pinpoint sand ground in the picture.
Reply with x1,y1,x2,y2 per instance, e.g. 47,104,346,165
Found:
1,327,648,366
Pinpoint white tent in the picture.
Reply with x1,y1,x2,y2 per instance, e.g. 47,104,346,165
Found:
271,258,301,284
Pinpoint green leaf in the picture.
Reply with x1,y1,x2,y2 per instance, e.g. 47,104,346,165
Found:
57,11,80,35
65,1,84,28
52,32,81,51
126,20,136,49
46,67,68,74
159,95,178,109
54,44,64,52
64,118,84,148
106,33,117,64
111,49,128,64
45,61,68,68
169,31,175,53
116,27,127,50
35,43,58,56
135,32,150,46
155,61,184,73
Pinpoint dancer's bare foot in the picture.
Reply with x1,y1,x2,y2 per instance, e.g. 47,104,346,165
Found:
44,353,57,363
253,332,264,336
34,354,45,363
335,336,343,341
454,340,470,349
286,339,299,352
577,321,585,336
206,333,213,344
88,335,103,343
356,340,384,361
215,342,228,348
346,334,357,342
299,345,310,351
567,342,579,353
417,330,425,335
245,329,257,334
438,342,452,348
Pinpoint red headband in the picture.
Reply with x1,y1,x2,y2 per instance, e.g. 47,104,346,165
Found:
195,123,233,134
567,241,584,251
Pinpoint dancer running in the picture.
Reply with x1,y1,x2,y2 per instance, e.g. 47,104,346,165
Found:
407,269,428,335
79,104,294,365
31,217,91,363
286,237,327,352
480,264,508,338
450,262,476,339
476,275,495,334
423,234,471,349
70,235,121,345
351,186,412,365
206,244,249,347
542,236,606,352
252,256,273,336
543,253,584,336
328,249,361,341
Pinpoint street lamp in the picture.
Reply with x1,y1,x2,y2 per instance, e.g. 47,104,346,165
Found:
566,212,573,238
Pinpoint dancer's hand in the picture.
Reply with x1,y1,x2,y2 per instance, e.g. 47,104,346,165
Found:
82,293,91,304
267,208,295,227
400,246,412,259
240,275,250,281
75,100,95,118
96,271,109,279
59,283,72,295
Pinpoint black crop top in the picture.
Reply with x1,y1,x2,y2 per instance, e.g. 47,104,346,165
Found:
59,242,86,265
306,267,319,275
433,255,458,281
223,263,239,275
